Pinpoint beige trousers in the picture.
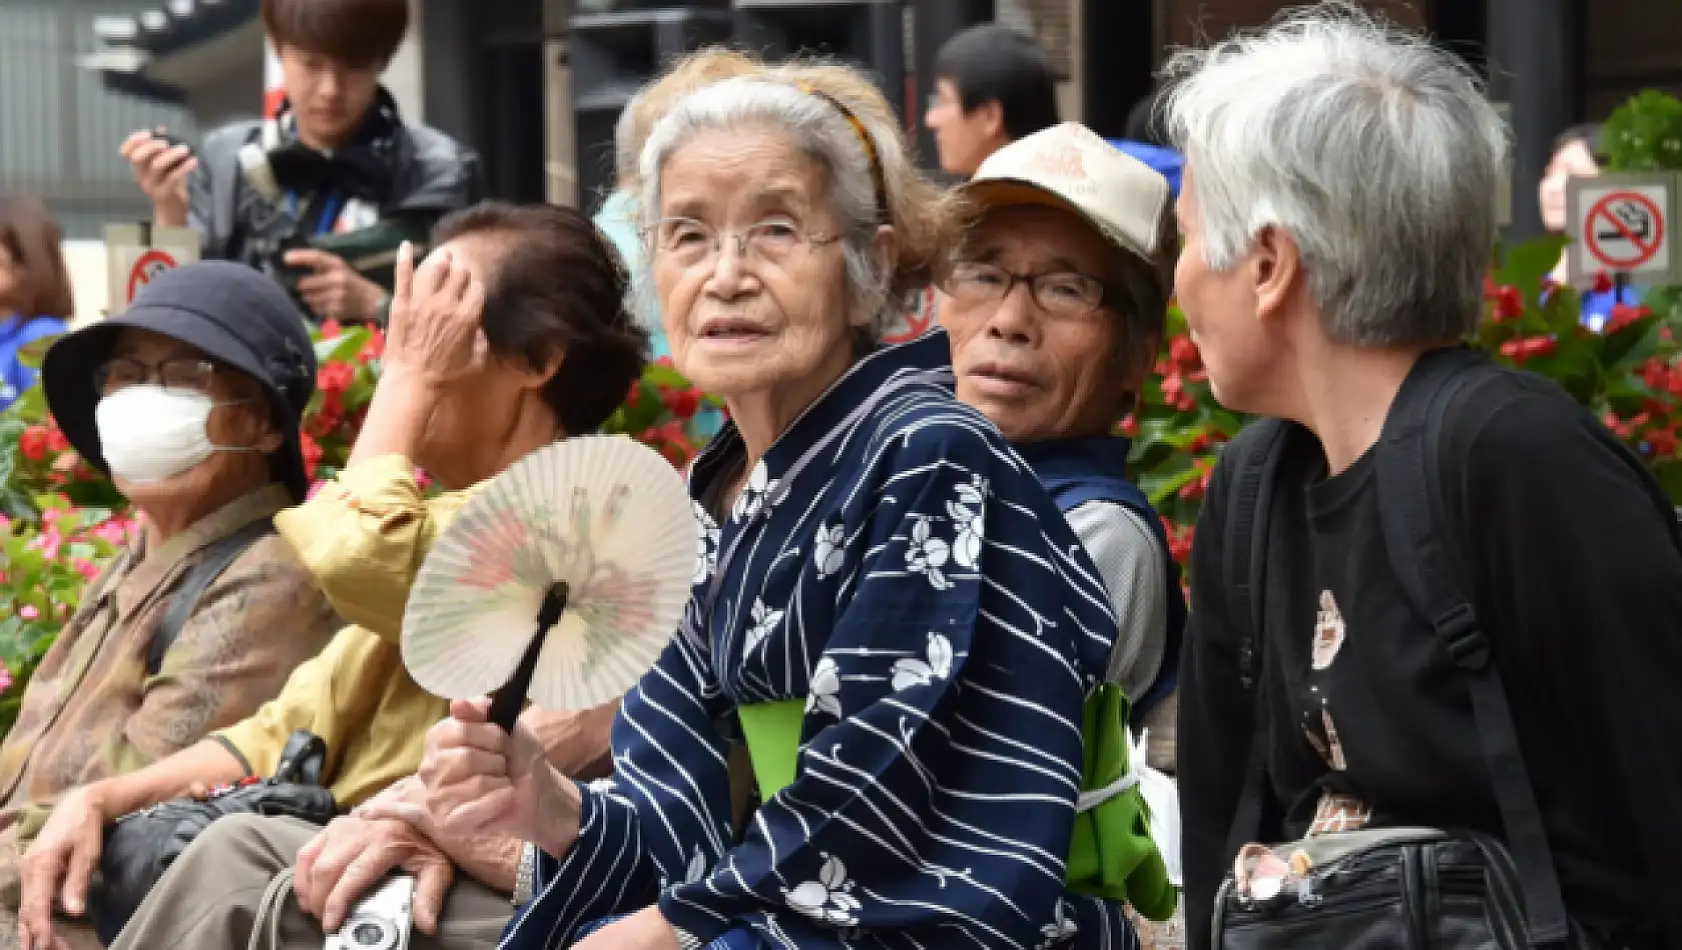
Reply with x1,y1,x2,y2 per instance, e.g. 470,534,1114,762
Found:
108,813,510,950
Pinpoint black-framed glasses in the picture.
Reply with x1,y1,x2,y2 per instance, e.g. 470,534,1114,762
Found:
93,357,218,396
938,260,1110,317
648,216,842,268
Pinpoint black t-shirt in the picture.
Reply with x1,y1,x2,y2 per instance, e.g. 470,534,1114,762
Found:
1178,364,1682,950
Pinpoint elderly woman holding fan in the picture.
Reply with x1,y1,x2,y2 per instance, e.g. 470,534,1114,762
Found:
382,60,1147,950
23,203,646,950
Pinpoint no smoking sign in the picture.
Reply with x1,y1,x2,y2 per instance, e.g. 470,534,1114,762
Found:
1567,171,1682,287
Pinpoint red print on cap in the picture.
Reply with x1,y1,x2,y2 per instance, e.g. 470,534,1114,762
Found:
1027,145,1088,182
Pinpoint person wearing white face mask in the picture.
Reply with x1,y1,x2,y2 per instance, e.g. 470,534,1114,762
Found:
0,262,339,949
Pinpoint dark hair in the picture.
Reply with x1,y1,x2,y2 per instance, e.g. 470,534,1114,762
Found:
1106,212,1178,400
1551,122,1606,166
935,24,1060,141
432,202,649,435
261,0,408,68
1124,84,1171,147
0,196,74,320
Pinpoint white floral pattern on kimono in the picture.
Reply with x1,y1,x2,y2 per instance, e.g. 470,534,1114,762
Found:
508,331,1137,950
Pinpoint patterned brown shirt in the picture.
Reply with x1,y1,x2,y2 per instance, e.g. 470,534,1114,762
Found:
0,483,340,847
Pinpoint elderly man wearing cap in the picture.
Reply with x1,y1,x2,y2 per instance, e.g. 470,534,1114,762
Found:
940,120,1184,726
0,261,339,947
938,122,1187,942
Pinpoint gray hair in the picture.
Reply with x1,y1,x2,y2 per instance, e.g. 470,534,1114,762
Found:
636,77,901,340
1161,3,1509,346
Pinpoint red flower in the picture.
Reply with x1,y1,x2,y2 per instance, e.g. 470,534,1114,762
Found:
1491,286,1524,323
320,319,344,338
1161,373,1184,401
44,422,69,454
1498,335,1556,363
300,433,323,479
1188,432,1211,453
1592,271,1613,294
1647,426,1679,458
362,328,386,362
625,381,641,408
317,362,356,395
1605,303,1651,335
1166,524,1195,565
18,426,49,462
1642,357,1670,391
1118,415,1139,438
1168,334,1201,369
669,388,701,420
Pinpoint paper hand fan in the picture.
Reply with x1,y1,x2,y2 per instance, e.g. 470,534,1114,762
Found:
401,435,696,728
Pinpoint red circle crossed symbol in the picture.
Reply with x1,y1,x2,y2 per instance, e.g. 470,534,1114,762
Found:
882,286,939,345
1585,191,1666,270
127,248,178,302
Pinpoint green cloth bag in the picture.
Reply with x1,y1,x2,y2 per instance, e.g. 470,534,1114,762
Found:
736,685,1177,922
1065,684,1177,921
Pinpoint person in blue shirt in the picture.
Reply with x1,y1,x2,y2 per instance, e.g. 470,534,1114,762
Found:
0,196,73,411
1538,123,1639,330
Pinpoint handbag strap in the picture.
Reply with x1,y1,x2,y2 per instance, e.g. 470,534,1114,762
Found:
1373,347,1569,948
150,518,276,676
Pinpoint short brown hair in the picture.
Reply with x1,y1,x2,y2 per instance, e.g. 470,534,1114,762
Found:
261,0,408,68
433,203,649,435
0,196,74,320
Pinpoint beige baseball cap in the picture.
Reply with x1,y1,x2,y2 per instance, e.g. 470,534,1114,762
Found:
963,121,1171,266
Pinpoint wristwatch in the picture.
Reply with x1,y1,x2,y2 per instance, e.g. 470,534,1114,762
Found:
512,842,538,907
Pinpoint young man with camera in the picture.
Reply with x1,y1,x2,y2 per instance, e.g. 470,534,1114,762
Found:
119,0,482,325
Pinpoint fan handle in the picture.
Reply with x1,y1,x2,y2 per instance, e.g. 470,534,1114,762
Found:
488,582,570,733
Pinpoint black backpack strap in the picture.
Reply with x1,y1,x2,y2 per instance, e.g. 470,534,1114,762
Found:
1222,419,1294,692
149,518,276,676
1219,418,1296,860
1373,347,1570,948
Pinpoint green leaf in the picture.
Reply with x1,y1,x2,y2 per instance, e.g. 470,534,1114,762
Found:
1653,459,1682,503
14,335,61,370
314,329,372,365
1496,234,1568,301
1602,90,1682,173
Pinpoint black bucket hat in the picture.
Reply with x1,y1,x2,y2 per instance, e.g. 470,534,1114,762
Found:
42,261,318,502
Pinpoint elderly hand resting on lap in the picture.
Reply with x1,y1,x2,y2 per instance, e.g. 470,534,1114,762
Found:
360,699,679,950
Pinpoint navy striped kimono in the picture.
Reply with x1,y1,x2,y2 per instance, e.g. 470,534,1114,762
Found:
504,330,1138,950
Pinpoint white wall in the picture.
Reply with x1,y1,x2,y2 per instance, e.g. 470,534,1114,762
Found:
62,240,111,328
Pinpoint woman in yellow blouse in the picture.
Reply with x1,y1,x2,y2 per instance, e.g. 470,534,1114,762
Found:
16,202,647,949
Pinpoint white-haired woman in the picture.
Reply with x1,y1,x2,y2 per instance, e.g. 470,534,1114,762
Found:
387,68,1141,950
1167,6,1682,950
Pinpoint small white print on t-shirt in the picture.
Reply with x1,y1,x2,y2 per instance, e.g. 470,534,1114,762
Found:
1311,589,1347,670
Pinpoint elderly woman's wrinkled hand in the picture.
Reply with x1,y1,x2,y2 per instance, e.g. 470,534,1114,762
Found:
16,785,112,950
293,808,455,935
383,240,490,388
413,698,582,859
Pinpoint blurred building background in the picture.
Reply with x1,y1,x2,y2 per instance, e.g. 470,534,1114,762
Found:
2,0,1681,317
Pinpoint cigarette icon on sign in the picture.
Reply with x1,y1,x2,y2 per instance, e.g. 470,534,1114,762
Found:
1596,201,1654,242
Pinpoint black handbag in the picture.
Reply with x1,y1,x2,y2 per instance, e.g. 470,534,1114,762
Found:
1207,350,1668,950
88,730,339,944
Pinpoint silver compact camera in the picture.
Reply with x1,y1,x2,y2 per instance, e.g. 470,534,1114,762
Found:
325,873,414,950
